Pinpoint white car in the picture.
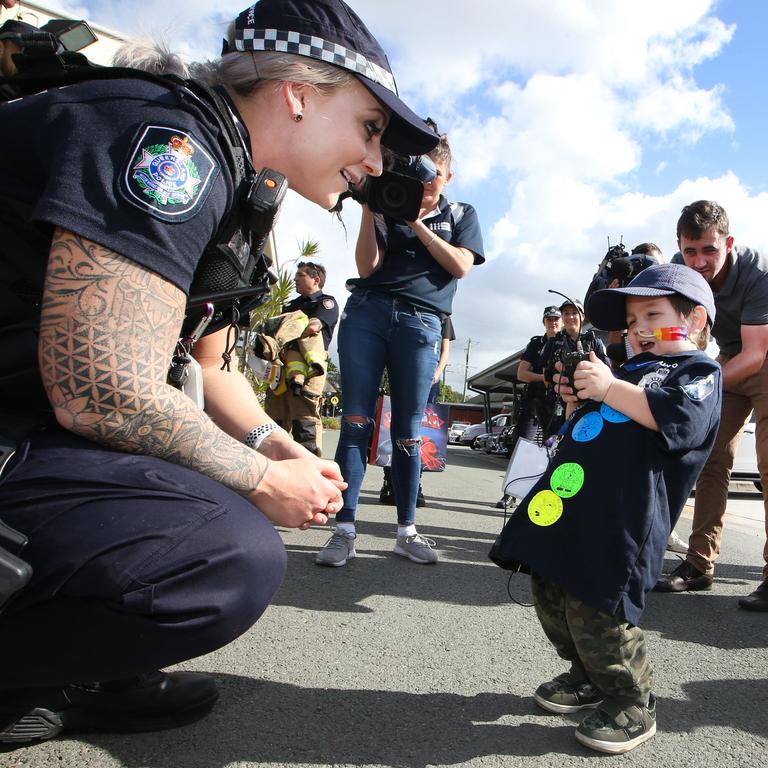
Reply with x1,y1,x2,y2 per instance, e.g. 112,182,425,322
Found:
448,421,470,444
732,411,761,492
458,413,514,449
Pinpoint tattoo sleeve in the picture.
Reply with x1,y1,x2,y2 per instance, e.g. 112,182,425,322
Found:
38,229,269,494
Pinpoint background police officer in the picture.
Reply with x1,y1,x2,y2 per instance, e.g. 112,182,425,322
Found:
265,261,339,455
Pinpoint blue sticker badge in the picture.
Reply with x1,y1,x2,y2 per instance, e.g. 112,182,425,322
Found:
121,125,218,221
572,411,604,442
600,403,631,423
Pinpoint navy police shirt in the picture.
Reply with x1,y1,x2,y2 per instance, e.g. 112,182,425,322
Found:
521,334,548,396
346,195,485,315
0,77,233,294
496,350,721,625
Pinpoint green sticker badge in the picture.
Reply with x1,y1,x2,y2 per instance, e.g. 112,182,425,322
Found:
528,490,563,527
550,462,585,498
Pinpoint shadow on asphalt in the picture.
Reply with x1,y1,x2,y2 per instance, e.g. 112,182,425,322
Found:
275,533,510,613
643,558,767,650
70,672,768,767
357,489,507,519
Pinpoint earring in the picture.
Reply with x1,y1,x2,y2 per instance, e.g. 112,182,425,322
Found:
293,113,303,122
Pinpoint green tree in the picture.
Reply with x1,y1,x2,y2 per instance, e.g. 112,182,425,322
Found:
438,382,464,403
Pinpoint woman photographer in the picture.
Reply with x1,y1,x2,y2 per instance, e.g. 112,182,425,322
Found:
316,122,485,567
0,0,437,746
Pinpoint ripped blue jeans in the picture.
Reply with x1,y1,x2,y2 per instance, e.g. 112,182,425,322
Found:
335,291,441,525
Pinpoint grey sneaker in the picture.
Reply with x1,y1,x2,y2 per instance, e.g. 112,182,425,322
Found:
666,530,688,554
393,533,438,564
575,695,657,754
534,673,603,714
315,529,356,567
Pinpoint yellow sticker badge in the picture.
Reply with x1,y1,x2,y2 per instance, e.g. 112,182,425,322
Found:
528,490,563,527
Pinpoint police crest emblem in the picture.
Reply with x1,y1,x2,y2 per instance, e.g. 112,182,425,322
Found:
121,125,218,221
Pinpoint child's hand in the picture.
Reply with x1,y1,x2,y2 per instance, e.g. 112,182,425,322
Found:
572,351,614,402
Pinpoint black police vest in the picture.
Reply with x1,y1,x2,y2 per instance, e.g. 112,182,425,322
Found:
0,58,274,418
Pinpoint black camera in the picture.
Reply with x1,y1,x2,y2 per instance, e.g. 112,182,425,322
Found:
587,241,660,294
560,350,589,391
339,153,436,221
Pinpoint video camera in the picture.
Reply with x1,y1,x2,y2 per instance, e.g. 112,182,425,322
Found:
338,152,436,221
587,240,660,293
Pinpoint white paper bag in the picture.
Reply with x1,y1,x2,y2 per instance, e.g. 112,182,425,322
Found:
502,437,550,500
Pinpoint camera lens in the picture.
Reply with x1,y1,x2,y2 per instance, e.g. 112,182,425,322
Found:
380,179,408,210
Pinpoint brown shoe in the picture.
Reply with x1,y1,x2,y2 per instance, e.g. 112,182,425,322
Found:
654,560,713,592
738,578,768,611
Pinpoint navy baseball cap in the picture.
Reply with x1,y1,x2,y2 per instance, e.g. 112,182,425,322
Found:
0,19,39,40
586,263,716,331
542,305,561,319
559,298,584,314
223,1,439,156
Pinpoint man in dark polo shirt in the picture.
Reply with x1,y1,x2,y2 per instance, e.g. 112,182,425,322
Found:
656,200,768,610
264,261,338,456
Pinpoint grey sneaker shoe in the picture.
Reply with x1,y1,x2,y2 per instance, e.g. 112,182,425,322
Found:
534,673,603,714
315,529,356,567
393,533,438,564
666,530,688,554
575,695,657,754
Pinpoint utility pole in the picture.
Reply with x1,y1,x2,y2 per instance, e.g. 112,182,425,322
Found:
462,338,474,402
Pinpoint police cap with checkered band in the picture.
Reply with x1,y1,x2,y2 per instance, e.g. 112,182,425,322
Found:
222,0,439,156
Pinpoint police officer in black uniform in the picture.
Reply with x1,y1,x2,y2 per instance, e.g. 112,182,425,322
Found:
542,298,609,434
0,0,438,747
265,261,339,454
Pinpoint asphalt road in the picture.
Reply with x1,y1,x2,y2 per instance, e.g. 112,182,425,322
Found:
7,432,768,768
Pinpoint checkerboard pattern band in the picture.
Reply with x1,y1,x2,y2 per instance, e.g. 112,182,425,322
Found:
234,28,397,94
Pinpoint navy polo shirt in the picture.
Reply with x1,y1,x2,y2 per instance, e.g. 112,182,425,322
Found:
521,335,548,396
346,195,485,315
495,350,721,625
672,246,768,356
283,290,339,349
0,77,233,294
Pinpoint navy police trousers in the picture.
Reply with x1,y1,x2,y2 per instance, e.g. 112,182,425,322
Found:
0,430,287,688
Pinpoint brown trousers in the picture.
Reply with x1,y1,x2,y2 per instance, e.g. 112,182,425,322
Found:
687,354,768,577
264,373,325,457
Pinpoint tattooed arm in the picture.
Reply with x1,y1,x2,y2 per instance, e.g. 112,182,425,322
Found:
38,229,344,528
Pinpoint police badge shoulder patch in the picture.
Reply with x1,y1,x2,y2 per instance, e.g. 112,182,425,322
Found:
681,373,717,402
120,125,219,222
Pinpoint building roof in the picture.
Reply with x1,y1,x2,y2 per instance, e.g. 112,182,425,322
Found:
465,347,526,397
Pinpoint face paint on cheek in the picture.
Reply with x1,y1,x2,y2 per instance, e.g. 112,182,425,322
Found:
638,327,688,341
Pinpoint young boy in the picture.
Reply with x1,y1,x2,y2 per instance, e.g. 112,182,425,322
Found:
490,263,721,754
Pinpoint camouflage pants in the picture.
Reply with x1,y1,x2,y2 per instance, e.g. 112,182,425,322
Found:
531,573,653,707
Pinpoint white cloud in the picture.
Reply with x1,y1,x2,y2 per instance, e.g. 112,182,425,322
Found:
33,1,758,395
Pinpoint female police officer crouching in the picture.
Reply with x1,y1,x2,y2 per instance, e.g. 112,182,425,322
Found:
0,0,438,747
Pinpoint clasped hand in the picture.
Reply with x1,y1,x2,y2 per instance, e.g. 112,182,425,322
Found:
249,456,346,531
553,351,613,403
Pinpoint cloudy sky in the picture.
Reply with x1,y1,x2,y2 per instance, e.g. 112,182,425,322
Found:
14,0,768,393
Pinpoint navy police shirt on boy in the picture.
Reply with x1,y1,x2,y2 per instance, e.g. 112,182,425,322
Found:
491,349,721,626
